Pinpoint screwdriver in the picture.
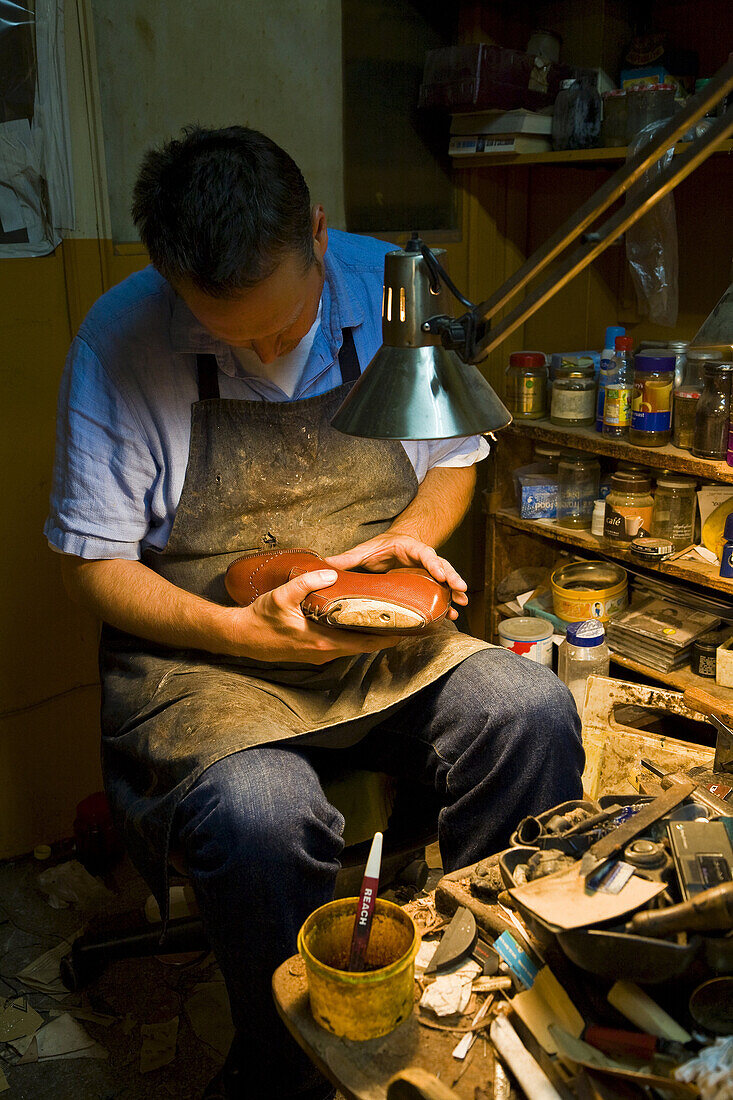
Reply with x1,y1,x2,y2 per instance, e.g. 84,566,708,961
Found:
626,880,733,936
641,758,732,818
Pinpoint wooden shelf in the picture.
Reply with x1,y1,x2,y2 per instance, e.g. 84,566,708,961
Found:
494,508,733,597
451,138,733,168
503,419,733,483
495,603,733,717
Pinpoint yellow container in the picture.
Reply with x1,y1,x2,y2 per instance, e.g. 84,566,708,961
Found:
297,897,419,1040
550,561,628,623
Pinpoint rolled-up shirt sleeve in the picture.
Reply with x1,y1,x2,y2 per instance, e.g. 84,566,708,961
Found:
401,435,490,483
44,337,157,560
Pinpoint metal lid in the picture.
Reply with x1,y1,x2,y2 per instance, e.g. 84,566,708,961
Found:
634,350,677,371
638,340,688,353
509,351,546,369
554,362,594,378
566,620,605,646
630,536,675,560
498,617,553,642
610,470,652,493
656,476,696,490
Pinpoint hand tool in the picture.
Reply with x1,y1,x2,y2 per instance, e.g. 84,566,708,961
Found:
347,831,382,971
626,881,733,937
580,782,696,876
424,906,477,973
641,759,732,818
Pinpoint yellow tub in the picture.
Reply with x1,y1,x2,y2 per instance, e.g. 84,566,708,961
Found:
297,897,419,1040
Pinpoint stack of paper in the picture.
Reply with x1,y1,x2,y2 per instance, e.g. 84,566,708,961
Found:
449,109,552,156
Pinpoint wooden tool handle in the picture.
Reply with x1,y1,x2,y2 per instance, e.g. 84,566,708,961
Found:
682,685,733,724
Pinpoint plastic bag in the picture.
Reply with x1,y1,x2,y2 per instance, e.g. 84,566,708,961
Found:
625,120,679,326
37,860,113,910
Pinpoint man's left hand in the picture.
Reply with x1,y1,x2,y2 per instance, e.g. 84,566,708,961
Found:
325,534,467,621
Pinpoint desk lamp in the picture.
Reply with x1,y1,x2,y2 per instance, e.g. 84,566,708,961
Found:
332,57,733,440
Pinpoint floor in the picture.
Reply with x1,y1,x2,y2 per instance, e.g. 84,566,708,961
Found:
0,844,443,1099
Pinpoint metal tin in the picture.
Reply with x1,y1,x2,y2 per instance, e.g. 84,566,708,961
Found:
630,536,675,561
550,561,628,623
497,617,554,666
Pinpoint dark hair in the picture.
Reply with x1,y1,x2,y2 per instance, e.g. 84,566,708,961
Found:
131,126,315,297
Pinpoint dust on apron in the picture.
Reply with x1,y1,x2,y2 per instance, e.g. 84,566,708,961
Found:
100,329,490,909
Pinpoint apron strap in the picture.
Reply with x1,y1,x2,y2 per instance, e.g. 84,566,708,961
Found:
338,327,360,384
196,328,359,401
196,354,220,400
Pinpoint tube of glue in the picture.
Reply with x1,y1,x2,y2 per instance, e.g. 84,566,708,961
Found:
347,830,383,972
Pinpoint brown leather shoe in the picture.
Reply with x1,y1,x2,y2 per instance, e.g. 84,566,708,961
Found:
225,548,450,635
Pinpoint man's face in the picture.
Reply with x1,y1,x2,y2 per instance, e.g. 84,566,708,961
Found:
177,208,327,365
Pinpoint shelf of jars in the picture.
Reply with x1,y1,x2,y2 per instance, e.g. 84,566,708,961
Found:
494,599,733,718
493,508,733,596
503,420,733,483
450,138,733,168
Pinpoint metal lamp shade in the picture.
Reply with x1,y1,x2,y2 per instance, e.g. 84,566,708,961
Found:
331,246,512,440
331,343,512,439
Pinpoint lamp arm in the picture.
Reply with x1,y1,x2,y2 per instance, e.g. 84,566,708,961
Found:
422,55,733,364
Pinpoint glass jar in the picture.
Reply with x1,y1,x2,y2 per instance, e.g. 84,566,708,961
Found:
683,349,725,391
505,351,548,420
557,450,601,529
552,78,602,151
601,91,627,147
629,351,676,447
651,476,697,550
625,83,676,142
692,362,733,459
534,443,563,469
638,340,688,390
603,471,654,545
558,620,610,712
673,389,701,450
551,361,596,426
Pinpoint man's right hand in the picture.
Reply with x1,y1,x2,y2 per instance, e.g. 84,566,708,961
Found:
60,556,399,663
228,569,401,663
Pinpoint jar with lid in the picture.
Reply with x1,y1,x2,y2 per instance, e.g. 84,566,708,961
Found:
629,351,676,447
552,78,602,150
601,91,627,147
651,476,697,550
558,620,610,712
557,450,600,529
683,349,726,391
625,83,676,142
603,471,654,545
692,362,733,459
551,360,596,426
505,351,548,420
639,340,688,390
534,443,562,469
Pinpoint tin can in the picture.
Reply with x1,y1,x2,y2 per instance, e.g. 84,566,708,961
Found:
550,561,628,623
497,617,553,665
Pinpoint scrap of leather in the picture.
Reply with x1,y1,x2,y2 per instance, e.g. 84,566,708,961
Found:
225,548,451,634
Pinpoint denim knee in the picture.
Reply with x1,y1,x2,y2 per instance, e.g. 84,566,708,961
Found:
175,748,345,876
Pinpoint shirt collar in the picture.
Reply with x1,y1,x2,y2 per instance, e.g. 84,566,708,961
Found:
168,247,365,366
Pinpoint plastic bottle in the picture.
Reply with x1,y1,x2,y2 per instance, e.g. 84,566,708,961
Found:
557,620,611,712
603,336,634,438
596,326,625,431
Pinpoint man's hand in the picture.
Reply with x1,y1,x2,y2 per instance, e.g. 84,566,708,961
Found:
231,568,402,662
325,535,467,622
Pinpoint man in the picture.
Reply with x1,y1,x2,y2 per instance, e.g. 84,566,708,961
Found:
46,126,583,1100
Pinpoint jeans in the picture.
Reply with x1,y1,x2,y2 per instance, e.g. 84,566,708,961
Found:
174,648,583,1096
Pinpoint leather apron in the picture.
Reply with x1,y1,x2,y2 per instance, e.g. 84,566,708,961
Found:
100,331,489,908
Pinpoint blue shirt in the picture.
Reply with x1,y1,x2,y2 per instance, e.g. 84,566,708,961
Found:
45,229,488,561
